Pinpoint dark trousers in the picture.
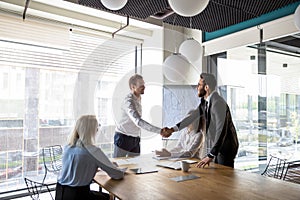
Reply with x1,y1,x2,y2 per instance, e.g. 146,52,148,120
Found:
55,182,109,200
113,132,140,158
215,153,234,168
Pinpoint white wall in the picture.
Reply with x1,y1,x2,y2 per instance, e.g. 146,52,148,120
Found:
202,15,299,56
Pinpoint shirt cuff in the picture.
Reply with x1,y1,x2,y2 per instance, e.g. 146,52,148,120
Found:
207,153,215,158
172,125,179,132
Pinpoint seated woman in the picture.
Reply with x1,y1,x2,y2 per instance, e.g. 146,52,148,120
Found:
55,115,125,200
155,110,205,159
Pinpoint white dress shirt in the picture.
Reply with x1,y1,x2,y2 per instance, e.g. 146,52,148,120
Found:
115,93,161,137
170,129,203,158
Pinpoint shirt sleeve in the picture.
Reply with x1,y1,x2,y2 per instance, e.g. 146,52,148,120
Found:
175,108,201,131
124,95,161,134
87,146,124,180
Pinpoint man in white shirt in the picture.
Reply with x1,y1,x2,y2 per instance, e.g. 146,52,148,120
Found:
113,74,167,157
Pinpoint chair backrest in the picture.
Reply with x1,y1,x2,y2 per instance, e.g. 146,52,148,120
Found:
24,177,42,200
261,155,287,179
24,177,54,200
42,145,63,185
282,160,300,184
42,145,63,174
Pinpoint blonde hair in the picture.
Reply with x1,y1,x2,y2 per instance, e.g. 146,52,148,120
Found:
68,115,98,147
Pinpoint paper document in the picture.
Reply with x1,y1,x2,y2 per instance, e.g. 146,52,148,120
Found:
181,159,198,164
129,168,158,174
115,157,139,166
156,161,181,170
152,156,170,160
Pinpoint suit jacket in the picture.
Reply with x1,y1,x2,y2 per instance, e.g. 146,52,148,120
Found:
176,103,203,133
205,92,239,159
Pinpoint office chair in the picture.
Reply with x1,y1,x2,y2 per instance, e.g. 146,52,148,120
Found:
24,177,54,200
261,155,287,179
282,160,300,184
42,145,63,185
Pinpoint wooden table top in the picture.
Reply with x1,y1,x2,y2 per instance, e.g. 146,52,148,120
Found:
93,155,300,200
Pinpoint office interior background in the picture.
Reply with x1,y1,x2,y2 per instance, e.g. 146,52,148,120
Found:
1,0,300,198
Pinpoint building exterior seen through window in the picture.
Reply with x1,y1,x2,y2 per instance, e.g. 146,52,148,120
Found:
223,46,300,172
0,26,136,193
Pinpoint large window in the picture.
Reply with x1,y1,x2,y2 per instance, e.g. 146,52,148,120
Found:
219,40,300,172
0,13,138,193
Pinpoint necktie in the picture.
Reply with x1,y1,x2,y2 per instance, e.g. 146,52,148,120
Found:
204,101,208,120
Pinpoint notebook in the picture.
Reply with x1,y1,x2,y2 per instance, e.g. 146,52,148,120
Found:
156,161,181,170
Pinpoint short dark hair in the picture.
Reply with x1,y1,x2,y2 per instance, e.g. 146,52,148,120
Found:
200,73,216,90
129,74,143,89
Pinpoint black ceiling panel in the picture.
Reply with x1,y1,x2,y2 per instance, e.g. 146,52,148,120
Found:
75,0,299,32
78,0,169,19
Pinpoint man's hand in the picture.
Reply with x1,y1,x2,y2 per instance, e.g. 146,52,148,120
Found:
155,148,171,157
160,127,174,138
196,156,213,168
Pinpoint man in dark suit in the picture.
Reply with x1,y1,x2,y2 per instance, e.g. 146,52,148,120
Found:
196,73,239,168
164,73,239,168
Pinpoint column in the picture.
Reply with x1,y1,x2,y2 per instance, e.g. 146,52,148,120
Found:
23,68,40,174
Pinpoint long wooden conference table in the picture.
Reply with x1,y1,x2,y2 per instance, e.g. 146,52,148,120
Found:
93,154,300,200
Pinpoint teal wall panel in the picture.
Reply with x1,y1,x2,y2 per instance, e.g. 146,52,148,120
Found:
203,2,300,42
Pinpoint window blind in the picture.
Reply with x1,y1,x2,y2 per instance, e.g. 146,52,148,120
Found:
0,12,137,75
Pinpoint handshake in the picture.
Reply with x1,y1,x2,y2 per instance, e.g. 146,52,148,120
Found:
160,127,174,138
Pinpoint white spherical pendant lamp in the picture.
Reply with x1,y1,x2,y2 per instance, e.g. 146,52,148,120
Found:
295,5,300,30
168,0,209,17
163,53,190,82
101,0,128,11
179,38,202,62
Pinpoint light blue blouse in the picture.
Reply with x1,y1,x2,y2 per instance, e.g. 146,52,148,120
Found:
57,144,124,187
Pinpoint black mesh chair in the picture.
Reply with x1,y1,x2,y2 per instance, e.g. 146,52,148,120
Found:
42,145,63,185
283,160,300,184
261,155,287,179
24,177,54,200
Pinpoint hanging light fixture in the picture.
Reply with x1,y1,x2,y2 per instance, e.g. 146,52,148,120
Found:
163,15,190,82
179,38,202,62
168,0,209,17
179,18,202,62
163,53,190,82
101,0,128,11
294,4,300,30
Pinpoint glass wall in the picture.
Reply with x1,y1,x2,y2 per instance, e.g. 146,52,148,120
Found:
219,41,300,172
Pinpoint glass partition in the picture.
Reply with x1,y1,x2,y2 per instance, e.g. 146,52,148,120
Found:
222,40,300,172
